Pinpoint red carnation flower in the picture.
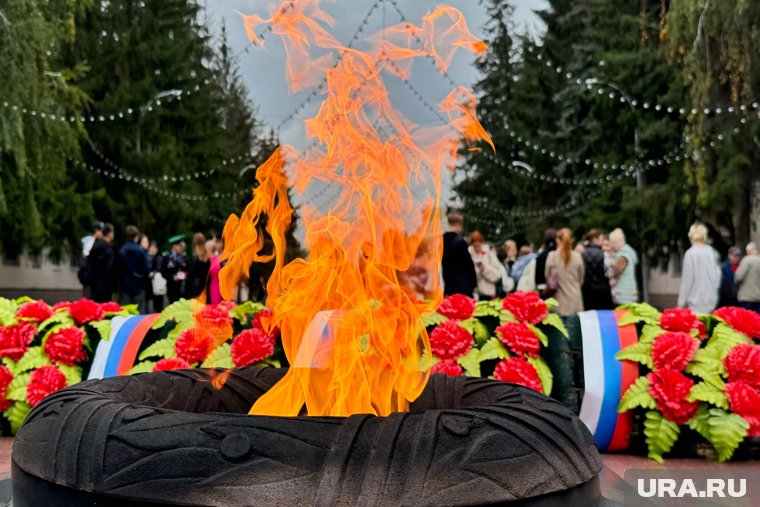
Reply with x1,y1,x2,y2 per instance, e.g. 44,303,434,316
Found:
44,327,87,366
198,304,233,328
714,307,760,339
16,300,53,323
437,294,476,321
502,291,548,325
647,369,699,424
495,322,541,357
0,322,36,361
725,343,760,388
252,309,280,339
0,366,14,412
100,301,123,313
231,328,275,367
431,359,464,377
493,357,543,392
26,365,67,407
67,299,105,325
428,320,473,361
660,308,705,338
174,328,214,364
52,301,73,311
651,332,699,370
725,381,760,436
153,358,192,372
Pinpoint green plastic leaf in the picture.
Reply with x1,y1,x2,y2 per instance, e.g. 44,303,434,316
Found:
201,343,233,369
540,313,568,337
473,301,501,318
39,322,71,347
0,298,19,326
707,323,752,359
685,362,724,388
527,323,549,347
478,337,509,362
1,358,16,370
687,382,729,409
88,320,112,343
152,299,197,330
457,347,481,377
615,342,654,369
618,376,657,412
421,311,448,328
707,408,749,461
256,358,281,368
37,312,75,331
122,304,139,315
230,301,267,324
617,303,662,325
644,410,680,463
57,364,83,387
6,373,31,401
14,297,33,305
138,337,177,360
127,361,158,375
616,313,645,327
418,353,438,372
472,320,490,346
526,356,553,395
14,347,50,374
498,310,517,324
543,298,559,311
687,404,712,440
639,324,666,345
4,402,31,434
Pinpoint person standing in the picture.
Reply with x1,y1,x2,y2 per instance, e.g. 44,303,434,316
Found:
206,239,223,304
677,223,721,313
609,228,639,305
545,228,585,316
148,240,167,312
78,220,105,296
534,228,557,294
161,235,189,304
88,223,117,303
719,246,742,307
736,242,760,313
441,213,477,297
511,245,536,288
117,225,150,309
581,229,614,310
468,231,502,301
185,233,211,299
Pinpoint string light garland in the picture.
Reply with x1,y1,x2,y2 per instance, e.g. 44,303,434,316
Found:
235,0,298,59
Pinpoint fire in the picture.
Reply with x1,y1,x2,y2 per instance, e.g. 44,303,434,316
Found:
220,0,492,417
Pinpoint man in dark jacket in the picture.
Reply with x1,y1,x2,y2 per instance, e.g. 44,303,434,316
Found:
581,229,614,310
88,223,118,303
534,228,557,292
161,235,189,303
117,225,150,309
442,213,477,297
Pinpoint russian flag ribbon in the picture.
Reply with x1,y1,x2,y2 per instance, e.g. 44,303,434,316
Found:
578,310,638,452
88,314,160,380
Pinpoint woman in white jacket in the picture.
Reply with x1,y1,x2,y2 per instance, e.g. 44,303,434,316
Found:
468,231,503,300
677,223,721,313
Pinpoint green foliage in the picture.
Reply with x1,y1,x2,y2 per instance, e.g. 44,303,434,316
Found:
14,347,50,374
457,347,482,377
618,304,662,326
527,323,549,347
421,311,448,328
644,410,681,463
473,300,502,318
526,356,553,395
152,299,196,330
618,376,657,412
460,317,489,345
707,323,752,359
127,361,157,375
615,342,654,369
202,343,233,369
639,324,666,345
6,373,31,402
138,337,177,361
87,320,111,343
4,402,32,434
58,364,83,386
478,337,510,362
687,404,712,441
706,409,749,462
540,313,568,338
230,301,267,324
0,299,19,326
687,382,728,410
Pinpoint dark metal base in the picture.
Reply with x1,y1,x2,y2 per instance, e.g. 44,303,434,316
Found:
12,368,603,506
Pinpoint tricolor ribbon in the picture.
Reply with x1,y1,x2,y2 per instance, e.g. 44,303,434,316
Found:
88,314,160,380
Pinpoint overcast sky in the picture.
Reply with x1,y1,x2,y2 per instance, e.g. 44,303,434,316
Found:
203,0,548,237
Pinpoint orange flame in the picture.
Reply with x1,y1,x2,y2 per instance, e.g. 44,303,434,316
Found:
221,0,492,417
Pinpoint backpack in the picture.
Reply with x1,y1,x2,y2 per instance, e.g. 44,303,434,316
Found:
77,258,92,286
152,272,168,296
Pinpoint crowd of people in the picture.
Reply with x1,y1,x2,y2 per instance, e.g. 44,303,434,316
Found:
442,213,760,316
78,221,226,313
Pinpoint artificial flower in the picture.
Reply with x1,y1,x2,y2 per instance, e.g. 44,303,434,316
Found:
174,328,215,364
651,332,699,370
26,365,67,407
495,322,541,357
428,320,473,361
0,366,13,412
502,291,548,325
197,303,233,328
44,327,87,366
714,307,760,339
437,294,476,321
67,299,105,325
725,381,760,437
660,308,704,338
16,300,53,323
153,358,191,372
252,309,280,339
724,343,760,388
231,328,275,367
647,369,699,425
52,301,73,311
431,359,464,377
0,322,36,361
100,301,123,313
493,357,542,392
